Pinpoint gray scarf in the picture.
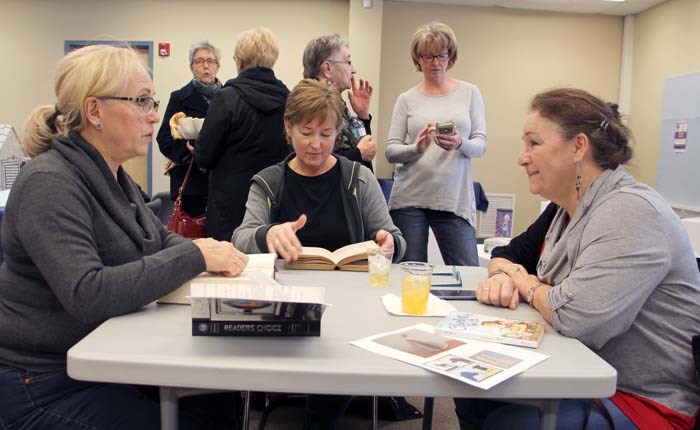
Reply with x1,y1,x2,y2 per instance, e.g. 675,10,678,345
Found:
537,165,636,286
192,78,222,103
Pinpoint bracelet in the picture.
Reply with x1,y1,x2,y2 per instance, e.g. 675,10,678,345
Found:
488,269,506,278
526,282,545,305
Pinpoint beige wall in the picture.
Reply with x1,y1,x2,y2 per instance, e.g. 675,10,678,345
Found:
3,0,695,235
630,0,700,188
0,0,348,194
377,2,623,233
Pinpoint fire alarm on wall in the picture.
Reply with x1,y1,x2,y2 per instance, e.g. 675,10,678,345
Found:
158,42,171,57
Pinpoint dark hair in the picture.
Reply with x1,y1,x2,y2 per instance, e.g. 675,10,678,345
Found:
530,88,632,169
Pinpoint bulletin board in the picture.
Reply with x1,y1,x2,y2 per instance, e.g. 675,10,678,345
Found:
656,73,700,211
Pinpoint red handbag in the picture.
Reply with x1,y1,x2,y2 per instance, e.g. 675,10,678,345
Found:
167,158,206,238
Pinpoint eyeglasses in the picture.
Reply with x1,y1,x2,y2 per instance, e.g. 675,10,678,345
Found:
328,59,352,66
420,52,450,62
100,96,160,114
192,58,218,66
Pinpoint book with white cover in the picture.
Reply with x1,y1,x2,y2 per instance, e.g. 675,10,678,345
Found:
158,253,276,305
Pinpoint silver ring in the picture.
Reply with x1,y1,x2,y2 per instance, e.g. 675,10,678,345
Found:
480,286,490,292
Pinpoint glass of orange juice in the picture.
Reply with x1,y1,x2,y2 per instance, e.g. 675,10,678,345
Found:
400,262,433,315
368,248,393,288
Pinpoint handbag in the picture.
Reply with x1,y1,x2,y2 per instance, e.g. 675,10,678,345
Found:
167,158,206,238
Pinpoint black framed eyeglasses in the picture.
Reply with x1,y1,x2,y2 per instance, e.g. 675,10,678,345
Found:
420,52,449,62
328,59,352,66
431,266,463,287
100,96,160,114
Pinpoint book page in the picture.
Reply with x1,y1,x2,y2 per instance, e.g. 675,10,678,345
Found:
332,240,380,266
352,324,548,390
298,247,335,263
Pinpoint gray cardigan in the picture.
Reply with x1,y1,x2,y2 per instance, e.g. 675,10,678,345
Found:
0,132,205,371
540,166,700,416
232,154,405,262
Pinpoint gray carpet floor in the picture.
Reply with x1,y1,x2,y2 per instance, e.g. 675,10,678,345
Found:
248,396,459,429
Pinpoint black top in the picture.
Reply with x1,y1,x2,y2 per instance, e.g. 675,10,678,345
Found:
194,67,290,240
491,202,558,274
156,81,211,200
278,163,350,251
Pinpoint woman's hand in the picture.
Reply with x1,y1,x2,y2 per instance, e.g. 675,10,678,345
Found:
375,230,395,254
347,76,373,119
476,272,521,309
357,135,377,161
193,238,249,277
434,129,462,151
416,124,435,154
266,214,307,263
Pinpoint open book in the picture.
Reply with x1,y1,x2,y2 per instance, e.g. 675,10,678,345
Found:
157,253,276,305
285,240,381,271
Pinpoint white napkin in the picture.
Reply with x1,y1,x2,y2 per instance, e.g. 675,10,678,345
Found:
381,293,457,316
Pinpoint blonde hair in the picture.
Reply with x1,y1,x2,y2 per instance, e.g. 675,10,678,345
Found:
234,27,279,71
410,22,458,71
22,44,143,157
284,79,345,136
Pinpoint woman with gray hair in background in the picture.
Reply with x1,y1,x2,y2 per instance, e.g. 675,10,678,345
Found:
157,40,222,218
195,27,290,241
303,34,376,171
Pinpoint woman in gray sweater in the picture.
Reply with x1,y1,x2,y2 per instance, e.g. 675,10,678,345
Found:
0,45,248,429
457,88,700,430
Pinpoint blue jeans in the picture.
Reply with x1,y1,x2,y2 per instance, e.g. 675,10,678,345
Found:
454,398,638,430
390,208,478,266
0,367,242,430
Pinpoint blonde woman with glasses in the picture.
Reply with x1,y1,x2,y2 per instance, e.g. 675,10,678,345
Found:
386,21,487,266
0,44,247,429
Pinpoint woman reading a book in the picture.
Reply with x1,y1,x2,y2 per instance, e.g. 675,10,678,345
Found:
455,89,700,430
0,45,248,429
233,78,405,265
232,78,405,428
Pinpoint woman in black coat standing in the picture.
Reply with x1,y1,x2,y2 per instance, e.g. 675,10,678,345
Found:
195,27,290,241
157,40,222,218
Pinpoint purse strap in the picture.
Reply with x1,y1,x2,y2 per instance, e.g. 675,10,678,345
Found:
174,157,196,208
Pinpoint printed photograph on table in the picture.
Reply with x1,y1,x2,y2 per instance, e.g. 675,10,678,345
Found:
469,350,523,369
373,327,464,358
495,209,513,238
454,360,502,382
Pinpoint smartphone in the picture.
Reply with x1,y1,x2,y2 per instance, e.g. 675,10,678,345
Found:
436,121,455,135
430,289,477,300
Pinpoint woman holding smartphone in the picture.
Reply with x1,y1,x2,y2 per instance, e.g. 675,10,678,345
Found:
386,21,486,266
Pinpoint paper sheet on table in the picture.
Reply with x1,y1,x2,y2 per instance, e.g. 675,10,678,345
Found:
382,293,456,316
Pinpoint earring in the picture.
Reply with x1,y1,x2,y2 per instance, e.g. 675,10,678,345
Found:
326,79,332,86
95,123,102,130
575,164,582,200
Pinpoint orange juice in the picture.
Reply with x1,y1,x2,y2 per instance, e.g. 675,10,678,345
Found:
401,274,431,315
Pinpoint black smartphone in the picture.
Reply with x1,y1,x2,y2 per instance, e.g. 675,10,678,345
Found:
430,289,477,300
